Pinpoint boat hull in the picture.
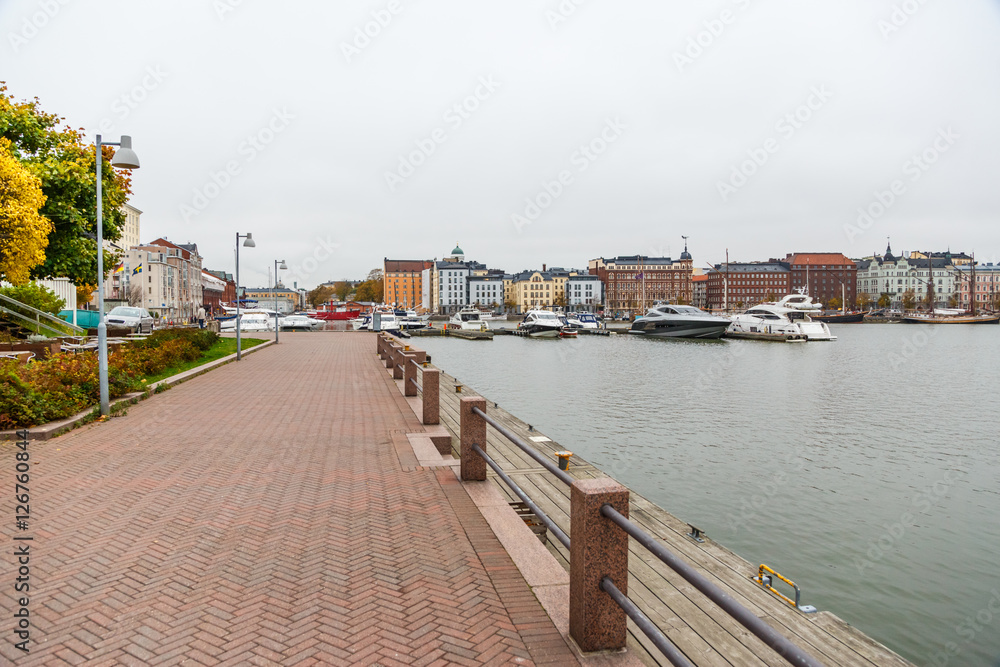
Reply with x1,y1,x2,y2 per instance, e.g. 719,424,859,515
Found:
518,325,561,338
629,320,729,339
901,315,1000,324
812,312,866,324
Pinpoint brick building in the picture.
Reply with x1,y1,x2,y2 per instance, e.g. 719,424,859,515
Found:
705,262,790,311
782,252,857,308
588,250,693,314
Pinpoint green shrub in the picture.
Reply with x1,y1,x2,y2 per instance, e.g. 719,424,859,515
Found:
0,283,66,315
0,329,214,429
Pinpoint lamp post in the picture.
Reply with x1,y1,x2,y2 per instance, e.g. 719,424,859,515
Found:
273,259,287,342
96,135,140,416
236,233,255,360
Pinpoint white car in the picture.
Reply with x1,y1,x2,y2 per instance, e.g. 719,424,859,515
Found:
105,306,154,333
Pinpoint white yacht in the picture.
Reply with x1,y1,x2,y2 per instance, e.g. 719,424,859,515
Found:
220,310,274,332
280,314,323,330
517,310,563,338
564,312,600,329
728,304,836,341
629,303,732,339
449,308,488,331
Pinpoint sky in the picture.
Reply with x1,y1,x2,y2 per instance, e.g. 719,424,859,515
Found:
3,0,1000,290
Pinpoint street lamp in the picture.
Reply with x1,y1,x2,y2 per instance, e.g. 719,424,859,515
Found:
96,135,140,416
236,232,255,360
273,259,287,342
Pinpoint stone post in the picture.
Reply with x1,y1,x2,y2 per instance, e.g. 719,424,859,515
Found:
570,478,629,652
404,356,418,397
393,346,405,380
460,397,487,481
385,342,396,369
422,368,440,425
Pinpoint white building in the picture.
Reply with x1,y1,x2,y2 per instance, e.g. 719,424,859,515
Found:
110,238,203,320
468,275,504,309
565,274,603,311
855,243,956,308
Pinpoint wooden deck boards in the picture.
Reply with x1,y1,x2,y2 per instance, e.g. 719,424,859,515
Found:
434,369,913,667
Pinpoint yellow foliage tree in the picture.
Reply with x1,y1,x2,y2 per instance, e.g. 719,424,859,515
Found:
0,138,52,284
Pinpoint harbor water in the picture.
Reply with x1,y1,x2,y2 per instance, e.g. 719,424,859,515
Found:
411,323,999,667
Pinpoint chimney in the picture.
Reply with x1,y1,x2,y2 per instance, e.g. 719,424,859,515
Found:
542,263,547,272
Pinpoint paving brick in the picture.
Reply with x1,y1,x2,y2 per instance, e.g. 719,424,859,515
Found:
12,334,577,665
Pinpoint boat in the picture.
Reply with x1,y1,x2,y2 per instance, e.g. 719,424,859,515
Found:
220,310,274,332
900,313,1000,324
449,308,488,331
516,310,563,338
812,311,866,324
565,312,601,329
351,311,401,331
280,314,323,330
628,303,732,339
728,303,836,341
312,309,361,321
395,309,430,330
351,314,371,331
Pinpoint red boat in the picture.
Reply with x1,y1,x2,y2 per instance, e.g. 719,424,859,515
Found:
311,310,360,321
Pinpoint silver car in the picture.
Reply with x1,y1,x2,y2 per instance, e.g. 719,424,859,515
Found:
105,306,154,333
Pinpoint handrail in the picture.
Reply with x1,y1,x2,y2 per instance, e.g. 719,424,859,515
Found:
600,504,825,667
470,406,574,486
0,294,85,335
408,376,421,393
471,443,570,549
601,577,694,667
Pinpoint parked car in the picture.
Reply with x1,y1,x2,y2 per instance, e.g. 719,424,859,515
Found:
105,306,154,333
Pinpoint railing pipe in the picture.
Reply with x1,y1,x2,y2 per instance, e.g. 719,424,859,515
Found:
600,505,825,667
471,443,570,550
470,406,574,486
601,577,694,667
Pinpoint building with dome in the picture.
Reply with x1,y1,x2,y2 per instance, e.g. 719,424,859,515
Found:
855,241,957,308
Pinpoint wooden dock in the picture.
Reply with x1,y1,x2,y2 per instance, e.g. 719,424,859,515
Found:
723,331,807,343
408,327,493,340
432,369,912,667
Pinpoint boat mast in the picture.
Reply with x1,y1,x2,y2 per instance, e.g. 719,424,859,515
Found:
724,248,729,313
970,253,977,316
925,257,935,311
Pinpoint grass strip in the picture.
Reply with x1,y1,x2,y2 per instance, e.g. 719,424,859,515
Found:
141,337,267,384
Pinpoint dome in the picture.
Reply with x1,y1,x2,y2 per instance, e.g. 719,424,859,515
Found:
451,243,464,256
680,237,692,261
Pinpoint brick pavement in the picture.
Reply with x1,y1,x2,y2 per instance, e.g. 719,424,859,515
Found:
1,333,579,666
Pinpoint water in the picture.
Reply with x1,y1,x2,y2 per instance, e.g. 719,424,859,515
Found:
412,324,1000,667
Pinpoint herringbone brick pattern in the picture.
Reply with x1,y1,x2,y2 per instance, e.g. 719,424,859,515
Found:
0,334,578,666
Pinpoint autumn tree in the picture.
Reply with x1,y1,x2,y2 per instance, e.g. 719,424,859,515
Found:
127,282,144,307
0,138,51,284
827,296,843,311
901,289,916,311
333,280,353,301
877,293,891,309
1,83,132,285
857,292,873,310
354,279,384,303
307,285,334,309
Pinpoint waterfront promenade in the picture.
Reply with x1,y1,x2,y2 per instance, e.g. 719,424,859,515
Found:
1,334,578,665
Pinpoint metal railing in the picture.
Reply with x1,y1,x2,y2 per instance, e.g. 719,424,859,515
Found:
601,504,825,667
408,376,421,394
0,294,85,337
463,401,826,667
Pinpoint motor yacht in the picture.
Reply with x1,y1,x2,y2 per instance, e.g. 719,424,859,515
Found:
565,312,601,329
449,308,488,331
517,310,563,338
629,303,731,339
220,310,274,332
729,304,836,341
280,314,323,330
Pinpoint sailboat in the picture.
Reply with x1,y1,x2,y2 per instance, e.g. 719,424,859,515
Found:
901,256,999,324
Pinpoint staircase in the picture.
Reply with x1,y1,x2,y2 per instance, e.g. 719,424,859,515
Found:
0,294,85,339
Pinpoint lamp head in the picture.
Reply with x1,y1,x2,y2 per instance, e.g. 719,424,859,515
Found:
243,233,256,248
279,260,287,270
110,135,140,169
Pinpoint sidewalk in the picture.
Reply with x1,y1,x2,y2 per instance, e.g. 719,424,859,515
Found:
2,334,579,666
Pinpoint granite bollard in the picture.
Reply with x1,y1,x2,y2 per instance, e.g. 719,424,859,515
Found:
570,478,629,652
460,397,487,481
422,368,440,425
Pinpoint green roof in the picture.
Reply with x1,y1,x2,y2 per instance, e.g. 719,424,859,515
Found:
451,244,464,255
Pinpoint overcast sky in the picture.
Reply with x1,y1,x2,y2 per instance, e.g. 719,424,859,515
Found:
4,1,1000,289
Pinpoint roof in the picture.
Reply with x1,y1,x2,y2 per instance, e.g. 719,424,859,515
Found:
691,274,709,282
784,253,855,266
600,255,676,266
715,263,789,273
384,259,432,273
451,244,464,255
